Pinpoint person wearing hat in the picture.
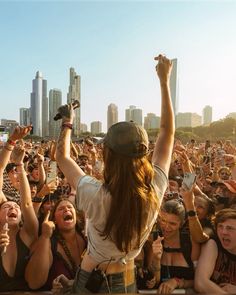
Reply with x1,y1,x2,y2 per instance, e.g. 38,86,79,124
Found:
55,54,175,293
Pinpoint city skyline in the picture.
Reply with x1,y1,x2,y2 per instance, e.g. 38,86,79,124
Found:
1,1,236,132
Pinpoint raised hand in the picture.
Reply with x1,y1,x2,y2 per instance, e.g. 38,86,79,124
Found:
154,54,173,84
38,179,58,199
11,146,25,165
36,152,44,164
41,210,55,239
57,103,76,124
9,125,32,142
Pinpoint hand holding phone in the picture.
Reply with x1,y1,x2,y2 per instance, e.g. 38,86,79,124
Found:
46,161,57,184
182,172,196,191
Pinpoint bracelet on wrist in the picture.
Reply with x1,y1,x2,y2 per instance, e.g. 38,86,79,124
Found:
7,139,16,146
32,196,44,203
173,277,182,288
61,123,73,130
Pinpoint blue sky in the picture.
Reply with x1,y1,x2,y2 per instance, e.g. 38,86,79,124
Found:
1,1,236,132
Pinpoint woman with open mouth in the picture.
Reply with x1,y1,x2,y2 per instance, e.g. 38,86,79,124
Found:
25,197,86,291
195,208,236,293
0,126,38,292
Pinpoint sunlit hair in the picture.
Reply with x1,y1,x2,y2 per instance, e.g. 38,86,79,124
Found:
102,146,158,253
214,208,236,228
161,199,186,227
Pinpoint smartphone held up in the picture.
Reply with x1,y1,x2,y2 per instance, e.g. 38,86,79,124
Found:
182,172,196,191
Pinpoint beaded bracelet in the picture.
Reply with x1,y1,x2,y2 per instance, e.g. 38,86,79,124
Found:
62,123,73,130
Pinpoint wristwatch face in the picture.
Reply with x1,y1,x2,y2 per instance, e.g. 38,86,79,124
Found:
187,210,196,217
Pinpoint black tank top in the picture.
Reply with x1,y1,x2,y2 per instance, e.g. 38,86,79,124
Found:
161,230,194,281
0,231,30,291
211,237,236,285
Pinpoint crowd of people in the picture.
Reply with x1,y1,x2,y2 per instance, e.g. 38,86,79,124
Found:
0,55,236,294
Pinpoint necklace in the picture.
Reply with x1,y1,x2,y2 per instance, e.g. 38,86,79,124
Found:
57,232,80,275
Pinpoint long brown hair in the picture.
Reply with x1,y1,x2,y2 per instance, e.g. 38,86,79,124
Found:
102,147,158,253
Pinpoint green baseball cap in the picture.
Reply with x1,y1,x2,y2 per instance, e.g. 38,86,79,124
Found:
104,121,149,158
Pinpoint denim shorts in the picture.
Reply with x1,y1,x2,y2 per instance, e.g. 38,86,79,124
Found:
72,268,137,293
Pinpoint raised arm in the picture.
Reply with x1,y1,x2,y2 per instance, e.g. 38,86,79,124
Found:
56,104,85,190
152,55,175,175
0,126,32,204
36,152,46,190
11,146,38,243
25,210,54,289
180,188,209,243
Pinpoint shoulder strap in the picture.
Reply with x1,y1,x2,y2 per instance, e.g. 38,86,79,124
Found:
180,229,193,268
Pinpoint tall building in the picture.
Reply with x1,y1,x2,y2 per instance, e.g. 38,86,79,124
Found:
107,103,118,131
91,121,102,134
125,105,136,122
144,113,160,130
67,67,81,137
125,105,143,125
30,71,48,137
49,89,62,138
203,105,212,125
80,123,88,133
176,112,202,128
19,108,30,126
170,58,179,117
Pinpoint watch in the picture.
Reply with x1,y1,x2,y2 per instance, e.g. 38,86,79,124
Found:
186,210,196,217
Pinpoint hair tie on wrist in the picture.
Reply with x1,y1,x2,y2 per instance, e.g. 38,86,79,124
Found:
62,123,73,130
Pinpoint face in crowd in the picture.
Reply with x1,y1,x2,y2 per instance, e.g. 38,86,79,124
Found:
0,201,21,227
159,200,185,239
51,199,77,231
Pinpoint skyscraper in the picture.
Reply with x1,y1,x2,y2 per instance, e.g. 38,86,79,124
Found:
67,67,81,137
49,89,62,138
30,71,48,137
107,103,118,131
176,112,202,128
170,58,179,117
80,123,88,133
19,108,30,126
125,105,143,125
91,121,102,134
144,113,160,130
125,105,136,122
203,105,212,125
